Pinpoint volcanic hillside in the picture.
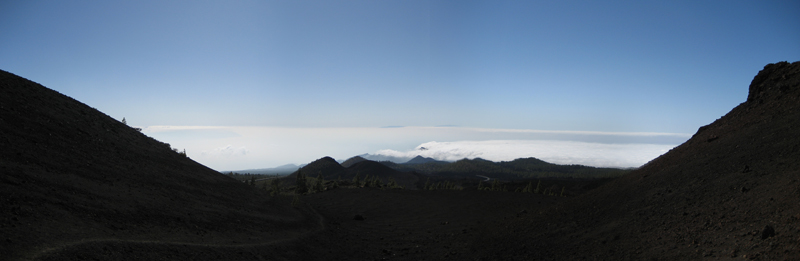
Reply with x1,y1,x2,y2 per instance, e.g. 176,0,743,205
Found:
475,61,800,259
340,155,367,168
0,70,319,260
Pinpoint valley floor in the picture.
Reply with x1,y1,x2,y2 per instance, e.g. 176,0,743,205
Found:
30,188,562,261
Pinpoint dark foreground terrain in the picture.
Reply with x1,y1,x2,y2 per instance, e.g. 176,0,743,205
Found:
1,61,799,260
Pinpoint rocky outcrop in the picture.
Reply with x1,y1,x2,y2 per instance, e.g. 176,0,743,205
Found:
746,61,800,105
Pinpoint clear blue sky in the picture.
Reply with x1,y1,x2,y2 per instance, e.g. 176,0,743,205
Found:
2,1,798,170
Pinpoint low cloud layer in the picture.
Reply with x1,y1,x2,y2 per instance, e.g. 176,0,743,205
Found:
142,126,688,170
373,140,677,168
201,145,249,158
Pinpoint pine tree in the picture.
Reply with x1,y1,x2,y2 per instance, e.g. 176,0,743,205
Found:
534,180,541,194
353,173,361,187
363,175,371,188
122,117,127,125
314,173,325,193
295,170,308,194
477,181,483,191
424,178,431,190
560,187,565,197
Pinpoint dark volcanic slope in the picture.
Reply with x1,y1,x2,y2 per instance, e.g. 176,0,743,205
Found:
0,70,317,260
479,62,800,260
346,160,420,189
340,155,367,168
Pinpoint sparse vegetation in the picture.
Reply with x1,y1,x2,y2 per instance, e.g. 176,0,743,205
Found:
270,178,282,196
313,173,325,193
352,173,361,187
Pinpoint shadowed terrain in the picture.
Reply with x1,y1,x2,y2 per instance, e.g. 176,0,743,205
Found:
0,70,321,260
474,61,800,260
1,61,798,260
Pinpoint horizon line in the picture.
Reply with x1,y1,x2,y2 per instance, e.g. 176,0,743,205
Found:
141,125,692,137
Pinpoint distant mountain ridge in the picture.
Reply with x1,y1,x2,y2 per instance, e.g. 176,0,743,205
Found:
285,156,420,189
281,154,628,183
404,155,447,165
379,156,628,180
226,164,302,175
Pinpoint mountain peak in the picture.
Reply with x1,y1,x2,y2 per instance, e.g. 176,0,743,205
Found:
404,155,440,164
341,156,367,168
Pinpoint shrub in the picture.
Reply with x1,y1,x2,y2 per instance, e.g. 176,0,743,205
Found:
523,181,533,193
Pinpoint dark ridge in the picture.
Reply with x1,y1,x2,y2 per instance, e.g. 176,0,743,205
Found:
477,61,800,259
0,69,315,260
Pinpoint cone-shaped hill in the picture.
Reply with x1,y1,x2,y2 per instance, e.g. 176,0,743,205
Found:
340,155,367,168
286,157,420,189
285,156,346,185
0,70,319,260
478,61,800,259
404,155,442,165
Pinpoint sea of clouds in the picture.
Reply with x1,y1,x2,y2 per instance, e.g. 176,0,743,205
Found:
141,126,689,170
372,140,677,168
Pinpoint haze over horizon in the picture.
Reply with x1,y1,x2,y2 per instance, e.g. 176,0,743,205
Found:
2,1,798,170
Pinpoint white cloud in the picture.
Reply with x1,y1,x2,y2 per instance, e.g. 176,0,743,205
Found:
372,140,676,168
201,145,249,158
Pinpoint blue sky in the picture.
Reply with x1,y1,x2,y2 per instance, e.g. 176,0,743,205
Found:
2,1,798,170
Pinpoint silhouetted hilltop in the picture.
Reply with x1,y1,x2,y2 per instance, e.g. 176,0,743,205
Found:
0,70,317,260
478,61,800,259
381,156,629,179
285,156,346,183
404,155,444,165
340,155,367,168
